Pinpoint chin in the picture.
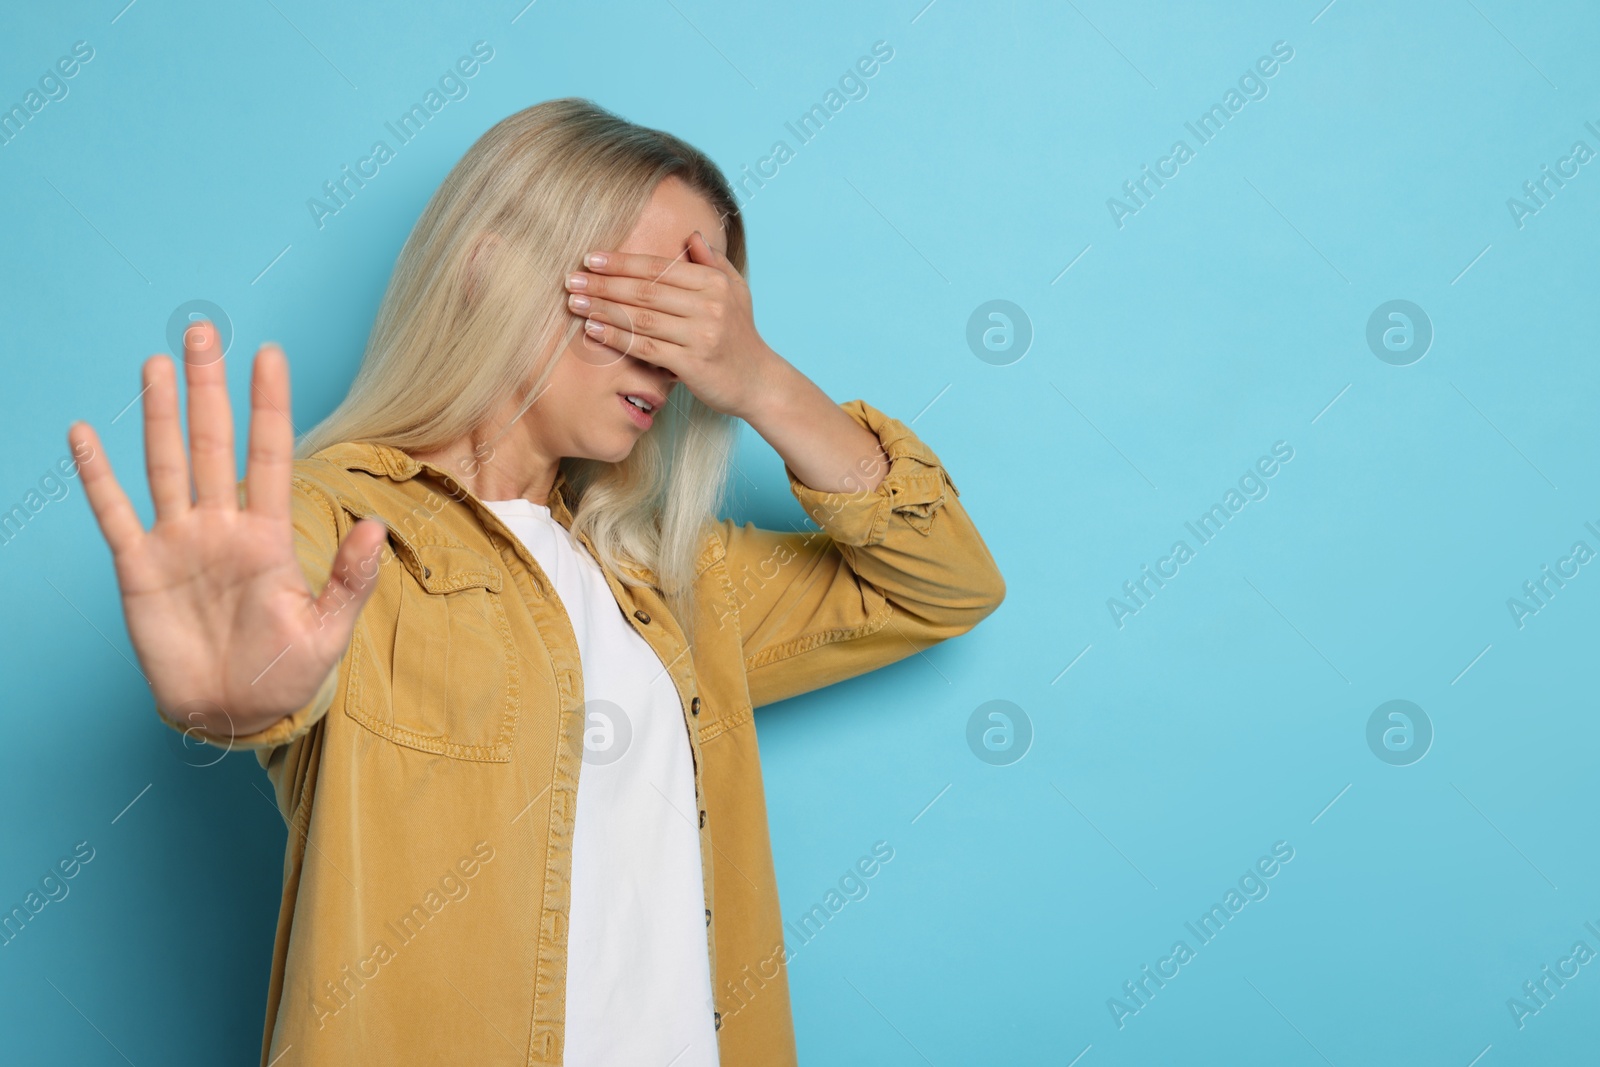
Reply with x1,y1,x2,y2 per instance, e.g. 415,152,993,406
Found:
593,438,638,464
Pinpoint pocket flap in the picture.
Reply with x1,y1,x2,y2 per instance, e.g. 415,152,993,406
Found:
406,543,505,594
339,500,504,594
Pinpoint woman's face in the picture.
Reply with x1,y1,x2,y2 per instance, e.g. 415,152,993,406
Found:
538,176,728,463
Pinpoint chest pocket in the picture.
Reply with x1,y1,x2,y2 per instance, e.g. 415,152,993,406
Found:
344,525,521,763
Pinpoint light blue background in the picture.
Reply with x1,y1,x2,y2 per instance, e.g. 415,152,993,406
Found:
2,1,1597,1063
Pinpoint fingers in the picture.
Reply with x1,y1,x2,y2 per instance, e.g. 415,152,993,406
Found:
580,246,714,292
566,263,699,317
245,344,294,521
70,420,146,558
184,321,237,509
141,354,191,520
580,317,682,372
570,293,690,347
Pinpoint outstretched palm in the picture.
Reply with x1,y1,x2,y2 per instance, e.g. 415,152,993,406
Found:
71,321,388,741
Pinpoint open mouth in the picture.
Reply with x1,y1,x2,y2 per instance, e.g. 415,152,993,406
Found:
619,393,656,428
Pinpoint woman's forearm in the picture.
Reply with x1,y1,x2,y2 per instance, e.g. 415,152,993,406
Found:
738,350,890,495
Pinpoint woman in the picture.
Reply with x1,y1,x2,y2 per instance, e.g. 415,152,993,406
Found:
71,98,1005,1066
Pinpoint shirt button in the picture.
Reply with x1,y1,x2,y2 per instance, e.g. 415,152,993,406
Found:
699,810,707,828
690,696,701,716
713,1011,722,1031
633,609,651,624
705,907,712,927
422,565,432,578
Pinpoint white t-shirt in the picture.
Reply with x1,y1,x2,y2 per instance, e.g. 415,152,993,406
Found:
483,497,720,1067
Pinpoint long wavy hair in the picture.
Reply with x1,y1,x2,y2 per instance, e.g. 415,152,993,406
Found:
295,98,745,641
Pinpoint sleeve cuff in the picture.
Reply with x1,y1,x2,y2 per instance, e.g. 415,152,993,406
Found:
153,661,341,754
782,399,959,547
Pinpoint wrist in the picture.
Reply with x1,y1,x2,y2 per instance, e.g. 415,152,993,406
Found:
733,346,798,422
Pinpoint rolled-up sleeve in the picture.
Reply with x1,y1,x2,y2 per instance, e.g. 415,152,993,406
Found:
153,474,346,759
714,399,1006,709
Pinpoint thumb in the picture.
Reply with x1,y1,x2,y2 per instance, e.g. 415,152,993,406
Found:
688,230,734,276
307,518,390,654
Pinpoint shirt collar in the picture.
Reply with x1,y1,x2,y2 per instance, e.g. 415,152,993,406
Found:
310,441,574,524
307,442,717,583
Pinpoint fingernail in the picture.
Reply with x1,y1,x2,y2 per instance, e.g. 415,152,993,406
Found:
568,294,590,311
567,273,587,290
583,253,607,269
585,319,603,335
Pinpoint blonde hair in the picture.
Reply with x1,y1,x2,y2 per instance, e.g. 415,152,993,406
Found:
295,98,747,642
